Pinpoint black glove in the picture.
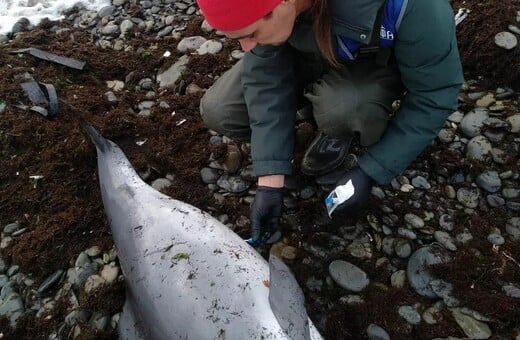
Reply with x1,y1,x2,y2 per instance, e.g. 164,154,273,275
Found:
325,167,373,218
247,186,284,247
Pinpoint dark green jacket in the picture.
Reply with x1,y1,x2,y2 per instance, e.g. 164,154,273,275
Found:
241,0,464,184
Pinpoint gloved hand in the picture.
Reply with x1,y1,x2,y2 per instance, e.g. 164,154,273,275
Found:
246,186,284,247
325,167,373,218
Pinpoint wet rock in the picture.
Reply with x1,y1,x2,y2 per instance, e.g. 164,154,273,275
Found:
404,213,424,229
407,245,450,298
456,187,480,208
390,270,406,288
328,260,370,292
475,171,501,193
450,308,492,339
197,40,223,55
0,293,24,327
506,217,520,239
177,36,207,53
151,178,172,192
460,109,489,137
466,135,492,160
367,323,390,340
398,305,421,325
200,167,220,184
494,31,517,50
37,270,64,294
394,239,412,258
157,55,189,89
216,174,250,193
506,113,520,133
503,284,520,298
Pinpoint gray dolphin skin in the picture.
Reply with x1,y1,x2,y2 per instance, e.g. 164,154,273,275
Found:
84,125,323,340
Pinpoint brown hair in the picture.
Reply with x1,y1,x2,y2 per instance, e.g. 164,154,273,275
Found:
310,0,339,67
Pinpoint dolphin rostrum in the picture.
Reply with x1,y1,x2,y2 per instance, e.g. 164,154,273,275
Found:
84,125,323,340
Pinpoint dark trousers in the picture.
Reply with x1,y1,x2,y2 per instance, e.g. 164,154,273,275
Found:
200,56,404,146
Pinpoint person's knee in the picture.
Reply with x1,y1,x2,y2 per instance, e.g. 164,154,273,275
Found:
200,91,223,132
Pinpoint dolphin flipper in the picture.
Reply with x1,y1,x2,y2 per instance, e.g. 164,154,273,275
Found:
269,255,311,340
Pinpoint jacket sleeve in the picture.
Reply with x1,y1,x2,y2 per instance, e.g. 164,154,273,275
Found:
358,0,464,184
241,44,297,177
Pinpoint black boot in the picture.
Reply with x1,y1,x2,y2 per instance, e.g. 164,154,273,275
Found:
300,132,353,176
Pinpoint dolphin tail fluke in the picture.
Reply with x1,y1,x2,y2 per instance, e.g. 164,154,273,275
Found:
268,255,312,340
83,124,111,153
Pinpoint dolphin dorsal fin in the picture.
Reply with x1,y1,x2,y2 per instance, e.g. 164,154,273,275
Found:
268,255,311,340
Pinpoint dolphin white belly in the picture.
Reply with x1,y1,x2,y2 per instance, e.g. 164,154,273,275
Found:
85,126,323,340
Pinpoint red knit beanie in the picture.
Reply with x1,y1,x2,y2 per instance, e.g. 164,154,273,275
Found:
197,0,281,31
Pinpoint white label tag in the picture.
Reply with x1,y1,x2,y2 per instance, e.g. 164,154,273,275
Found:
325,179,355,217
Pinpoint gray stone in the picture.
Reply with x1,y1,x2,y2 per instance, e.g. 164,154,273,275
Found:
0,293,24,327
486,194,505,207
339,294,364,305
490,148,508,164
503,284,520,298
404,213,424,229
407,245,450,298
65,310,90,327
75,251,91,268
305,276,323,292
487,233,505,245
157,55,189,89
506,114,520,133
394,239,412,258
367,323,390,340
97,5,115,18
507,201,520,211
157,26,173,37
456,187,480,208
0,275,8,288
460,109,489,137
476,171,501,193
6,265,19,277
216,174,250,193
3,223,19,235
197,40,223,55
411,175,431,189
502,187,520,199
329,260,370,292
177,36,207,53
119,19,134,36
430,279,459,307
397,228,417,240
38,269,64,294
450,308,491,339
200,167,220,184
105,91,117,103
390,270,406,288
76,262,99,288
398,305,421,325
151,178,172,192
434,231,457,251
101,24,119,36
447,110,464,123
439,214,454,231
90,311,110,331
506,217,520,239
494,31,518,50
438,128,455,143
466,135,492,160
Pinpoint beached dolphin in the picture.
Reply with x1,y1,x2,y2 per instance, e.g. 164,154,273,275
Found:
84,125,323,340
